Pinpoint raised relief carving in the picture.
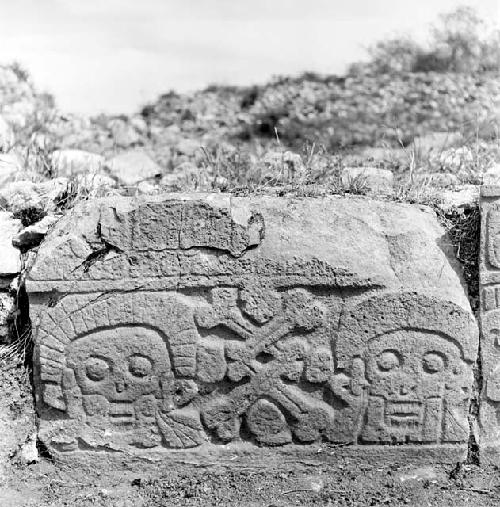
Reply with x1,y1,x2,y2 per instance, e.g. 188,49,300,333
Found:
488,210,500,269
197,286,336,445
62,326,204,450
480,310,500,404
36,288,476,454
36,292,205,452
335,293,477,446
482,286,500,312
479,192,500,463
361,331,470,444
29,196,479,463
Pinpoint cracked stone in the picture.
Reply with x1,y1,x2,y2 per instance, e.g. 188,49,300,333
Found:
25,194,477,465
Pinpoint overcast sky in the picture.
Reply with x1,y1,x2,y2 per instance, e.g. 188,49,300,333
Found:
0,0,498,115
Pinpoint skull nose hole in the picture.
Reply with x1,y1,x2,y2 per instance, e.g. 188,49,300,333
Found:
115,381,127,392
399,384,416,395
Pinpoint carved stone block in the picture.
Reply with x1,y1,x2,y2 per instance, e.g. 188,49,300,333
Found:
27,194,478,465
479,186,500,463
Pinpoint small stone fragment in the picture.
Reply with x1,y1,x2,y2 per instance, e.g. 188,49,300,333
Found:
105,149,162,186
108,118,142,148
19,433,39,465
0,178,68,214
12,215,59,250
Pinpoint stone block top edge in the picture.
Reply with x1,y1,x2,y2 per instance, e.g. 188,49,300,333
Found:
79,190,442,208
24,191,471,313
480,185,500,198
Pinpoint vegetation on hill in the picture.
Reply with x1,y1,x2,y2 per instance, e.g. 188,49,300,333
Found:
349,6,500,75
0,6,497,207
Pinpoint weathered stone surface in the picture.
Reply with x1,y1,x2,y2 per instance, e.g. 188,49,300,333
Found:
479,186,500,463
0,178,68,214
27,194,478,465
0,367,36,480
0,292,15,343
105,149,162,186
439,184,479,212
0,212,21,276
108,118,142,148
483,163,500,185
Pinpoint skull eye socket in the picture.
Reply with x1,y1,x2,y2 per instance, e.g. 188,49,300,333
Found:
422,352,446,373
85,357,109,381
129,355,153,378
376,350,401,372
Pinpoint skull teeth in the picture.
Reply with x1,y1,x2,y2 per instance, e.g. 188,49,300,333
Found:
108,402,135,424
386,402,421,416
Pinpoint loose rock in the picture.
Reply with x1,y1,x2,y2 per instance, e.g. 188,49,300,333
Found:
0,292,15,344
0,178,68,215
106,149,162,186
12,215,59,250
0,212,21,276
109,118,142,148
51,149,105,177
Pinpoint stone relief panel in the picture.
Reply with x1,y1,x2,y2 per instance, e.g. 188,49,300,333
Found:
361,331,470,444
487,209,500,270
480,190,500,462
336,293,476,446
35,288,477,454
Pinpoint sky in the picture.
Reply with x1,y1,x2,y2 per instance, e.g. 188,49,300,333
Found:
0,0,498,115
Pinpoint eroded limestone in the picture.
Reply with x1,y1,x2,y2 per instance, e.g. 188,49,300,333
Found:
479,186,500,463
27,194,478,464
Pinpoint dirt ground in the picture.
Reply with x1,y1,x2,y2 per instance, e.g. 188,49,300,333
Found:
0,361,498,506
0,363,498,506
2,343,495,507
0,453,499,507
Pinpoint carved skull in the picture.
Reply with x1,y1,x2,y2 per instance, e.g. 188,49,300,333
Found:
363,330,468,442
67,327,171,404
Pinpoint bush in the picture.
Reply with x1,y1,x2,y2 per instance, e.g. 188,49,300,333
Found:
350,6,500,75
366,38,423,74
411,50,450,72
9,61,30,82
430,6,499,73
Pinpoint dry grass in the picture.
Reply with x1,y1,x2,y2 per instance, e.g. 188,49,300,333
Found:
0,322,32,365
436,206,480,312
